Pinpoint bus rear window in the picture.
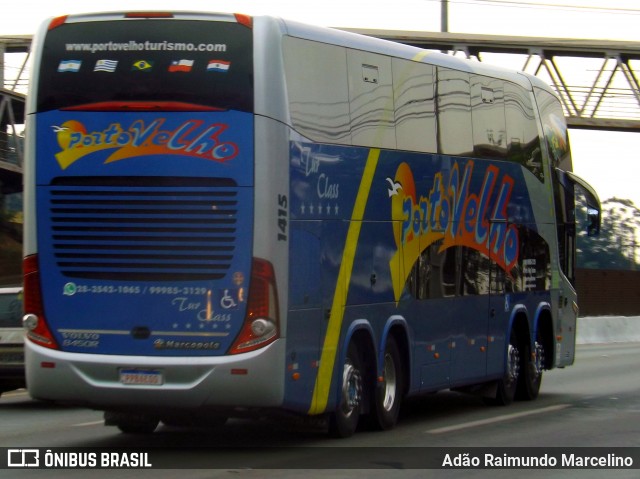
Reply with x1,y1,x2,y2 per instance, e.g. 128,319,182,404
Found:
37,19,253,112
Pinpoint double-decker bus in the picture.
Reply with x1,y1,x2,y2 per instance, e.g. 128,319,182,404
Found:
23,11,600,436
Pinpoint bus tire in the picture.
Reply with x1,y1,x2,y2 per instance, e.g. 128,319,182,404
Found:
371,336,403,430
517,335,544,401
104,411,159,434
329,342,363,438
484,329,521,406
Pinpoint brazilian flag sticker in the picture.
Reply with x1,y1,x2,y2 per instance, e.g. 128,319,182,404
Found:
132,60,154,72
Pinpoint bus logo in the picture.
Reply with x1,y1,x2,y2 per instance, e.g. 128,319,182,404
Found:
389,160,519,301
53,118,239,169
8,449,40,467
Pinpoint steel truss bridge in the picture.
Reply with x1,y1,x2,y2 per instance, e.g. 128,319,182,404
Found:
1,35,28,186
2,31,640,173
346,29,640,132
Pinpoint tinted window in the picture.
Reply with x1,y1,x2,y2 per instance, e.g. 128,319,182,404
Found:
407,241,460,300
347,50,395,149
471,76,507,159
437,68,473,156
392,59,437,153
38,20,253,112
535,87,572,171
505,82,543,181
283,38,351,144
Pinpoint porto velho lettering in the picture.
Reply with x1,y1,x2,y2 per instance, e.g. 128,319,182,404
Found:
389,160,519,300
54,118,239,169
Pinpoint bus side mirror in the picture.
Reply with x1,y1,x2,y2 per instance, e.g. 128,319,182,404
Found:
560,169,601,238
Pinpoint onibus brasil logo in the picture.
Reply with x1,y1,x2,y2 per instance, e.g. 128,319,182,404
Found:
53,118,239,169
388,160,520,301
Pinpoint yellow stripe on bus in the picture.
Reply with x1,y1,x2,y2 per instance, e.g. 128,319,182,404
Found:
308,148,380,415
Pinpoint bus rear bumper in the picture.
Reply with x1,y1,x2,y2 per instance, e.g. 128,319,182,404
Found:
25,339,286,411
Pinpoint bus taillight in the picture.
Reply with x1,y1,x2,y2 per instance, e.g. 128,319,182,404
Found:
229,258,279,354
47,16,68,30
22,255,58,350
234,14,253,28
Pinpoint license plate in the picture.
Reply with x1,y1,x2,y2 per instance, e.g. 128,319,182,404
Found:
119,368,163,386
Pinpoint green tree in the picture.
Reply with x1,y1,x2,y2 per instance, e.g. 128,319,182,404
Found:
577,197,640,270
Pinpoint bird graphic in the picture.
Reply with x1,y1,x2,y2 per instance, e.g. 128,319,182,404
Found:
386,177,402,197
51,125,69,133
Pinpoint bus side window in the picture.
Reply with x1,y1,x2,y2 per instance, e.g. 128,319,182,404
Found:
461,248,491,296
437,68,473,156
505,82,543,181
536,87,577,284
346,49,396,149
471,76,507,160
392,59,437,154
283,37,351,145
408,241,461,300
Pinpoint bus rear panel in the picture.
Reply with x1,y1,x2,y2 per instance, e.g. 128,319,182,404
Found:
25,12,287,413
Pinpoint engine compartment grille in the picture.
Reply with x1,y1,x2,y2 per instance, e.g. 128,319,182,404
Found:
48,176,240,281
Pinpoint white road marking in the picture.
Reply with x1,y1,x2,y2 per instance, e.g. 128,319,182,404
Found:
72,420,104,427
426,404,571,434
1,388,28,398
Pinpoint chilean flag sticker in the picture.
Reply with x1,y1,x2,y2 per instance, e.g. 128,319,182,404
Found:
168,59,194,72
207,60,231,73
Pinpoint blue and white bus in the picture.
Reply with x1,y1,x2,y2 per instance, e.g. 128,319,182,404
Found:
23,11,600,436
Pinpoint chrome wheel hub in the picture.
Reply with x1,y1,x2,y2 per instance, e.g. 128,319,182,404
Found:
340,359,362,418
507,343,520,385
533,341,545,378
382,352,397,412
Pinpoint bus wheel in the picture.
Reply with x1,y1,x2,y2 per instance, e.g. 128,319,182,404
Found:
518,336,544,401
372,336,403,430
485,329,521,406
104,411,159,434
329,343,363,438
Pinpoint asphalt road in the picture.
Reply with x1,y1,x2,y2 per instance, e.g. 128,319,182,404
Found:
1,343,639,478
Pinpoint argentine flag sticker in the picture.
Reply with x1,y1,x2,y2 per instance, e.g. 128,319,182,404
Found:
58,60,82,72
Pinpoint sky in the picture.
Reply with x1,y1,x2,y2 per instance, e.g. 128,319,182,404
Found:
2,0,639,205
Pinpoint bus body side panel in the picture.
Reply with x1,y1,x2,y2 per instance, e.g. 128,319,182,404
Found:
284,266,324,411
286,137,552,411
281,34,559,415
